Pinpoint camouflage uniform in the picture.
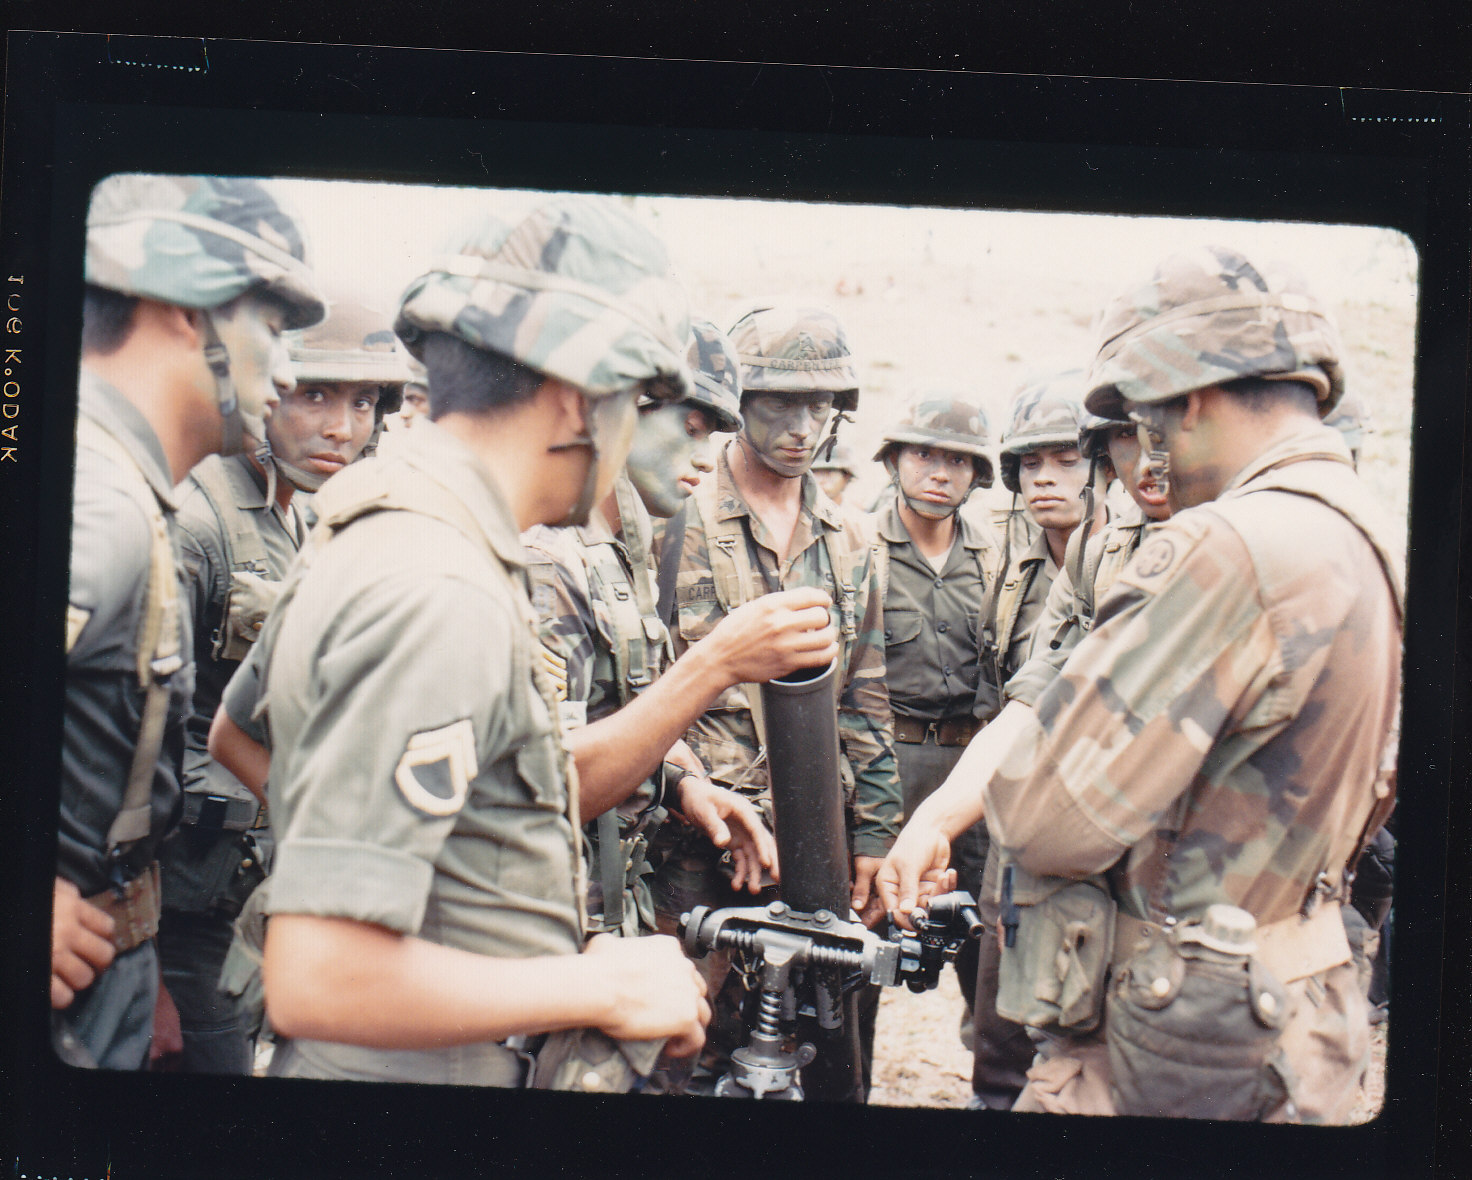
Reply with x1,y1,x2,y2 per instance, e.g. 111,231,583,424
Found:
257,196,692,1089
992,247,1401,1122
651,305,899,1099
58,176,323,1069
524,475,671,937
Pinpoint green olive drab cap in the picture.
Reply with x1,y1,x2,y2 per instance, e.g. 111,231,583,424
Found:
1085,245,1344,421
290,289,414,418
998,370,1089,494
684,318,744,433
85,174,325,329
394,195,692,404
728,302,860,413
875,394,995,488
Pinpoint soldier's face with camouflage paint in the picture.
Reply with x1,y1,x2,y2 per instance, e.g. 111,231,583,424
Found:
209,289,296,431
269,380,380,478
739,392,834,478
894,444,975,519
1104,424,1172,521
1018,444,1089,532
625,401,720,518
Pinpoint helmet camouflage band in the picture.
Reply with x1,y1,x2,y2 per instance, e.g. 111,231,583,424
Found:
811,441,858,477
683,318,743,433
289,289,414,420
874,394,995,488
728,302,860,414
998,370,1089,494
1084,244,1344,421
394,194,692,405
85,174,325,329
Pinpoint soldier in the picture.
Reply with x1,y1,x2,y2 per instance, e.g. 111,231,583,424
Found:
881,245,1401,1123
811,441,859,506
984,374,1107,688
155,289,409,1073
869,395,1002,1030
384,356,430,443
650,302,900,1100
55,175,324,1069
253,196,840,1091
524,320,815,941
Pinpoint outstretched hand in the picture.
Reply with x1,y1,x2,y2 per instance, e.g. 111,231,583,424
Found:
874,824,956,932
676,775,779,893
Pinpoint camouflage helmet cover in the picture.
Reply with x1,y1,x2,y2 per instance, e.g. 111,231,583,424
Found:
85,174,325,330
1084,245,1344,421
683,318,744,433
811,441,859,477
728,302,860,413
394,194,693,404
1078,408,1131,463
289,289,414,419
1323,387,1372,453
874,394,995,488
998,370,1089,493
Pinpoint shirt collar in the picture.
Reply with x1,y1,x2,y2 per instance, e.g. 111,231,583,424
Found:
1221,424,1355,496
397,419,528,569
77,368,180,509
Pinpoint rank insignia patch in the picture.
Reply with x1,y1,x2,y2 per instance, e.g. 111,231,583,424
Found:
394,718,478,816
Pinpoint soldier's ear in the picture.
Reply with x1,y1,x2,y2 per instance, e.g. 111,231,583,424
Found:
540,377,592,445
1180,389,1208,432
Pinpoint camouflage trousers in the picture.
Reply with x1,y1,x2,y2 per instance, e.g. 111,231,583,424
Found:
1012,959,1370,1122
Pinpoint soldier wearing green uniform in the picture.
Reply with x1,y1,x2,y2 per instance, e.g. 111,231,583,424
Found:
811,441,859,507
881,246,1401,1123
523,320,786,939
55,175,325,1069
651,302,901,1100
869,396,1002,1031
157,290,408,1073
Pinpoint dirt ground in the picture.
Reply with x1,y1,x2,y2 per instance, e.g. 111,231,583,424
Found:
868,967,1390,1121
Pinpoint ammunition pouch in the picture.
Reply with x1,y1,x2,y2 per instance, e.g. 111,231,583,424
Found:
529,1026,666,1093
993,863,1116,1035
1105,915,1289,1121
85,862,162,954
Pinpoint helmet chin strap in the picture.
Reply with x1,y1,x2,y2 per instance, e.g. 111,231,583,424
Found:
547,392,601,528
253,434,328,494
199,311,266,459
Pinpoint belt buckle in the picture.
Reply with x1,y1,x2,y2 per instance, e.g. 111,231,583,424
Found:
926,720,941,744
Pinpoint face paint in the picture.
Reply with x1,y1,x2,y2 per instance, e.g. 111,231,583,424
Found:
1105,423,1172,520
893,444,975,520
626,402,718,519
211,290,294,440
739,392,834,478
1017,444,1089,532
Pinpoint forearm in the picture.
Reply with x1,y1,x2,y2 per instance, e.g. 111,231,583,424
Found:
264,914,616,1049
207,705,270,802
571,636,734,819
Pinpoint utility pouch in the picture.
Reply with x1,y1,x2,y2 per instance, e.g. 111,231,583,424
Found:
216,569,281,662
1105,905,1288,1121
994,861,1116,1034
529,1027,665,1094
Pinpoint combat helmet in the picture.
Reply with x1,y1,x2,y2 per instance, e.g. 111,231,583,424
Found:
728,302,860,414
812,442,859,477
1077,409,1130,464
998,370,1089,494
85,174,327,454
682,318,743,433
874,394,995,489
394,195,692,525
273,289,415,485
1084,244,1345,421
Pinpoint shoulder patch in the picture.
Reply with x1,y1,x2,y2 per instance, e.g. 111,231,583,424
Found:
1115,518,1205,595
393,718,478,817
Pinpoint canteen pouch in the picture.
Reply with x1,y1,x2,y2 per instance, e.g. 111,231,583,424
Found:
530,1027,666,1094
994,862,1116,1034
1105,920,1289,1120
